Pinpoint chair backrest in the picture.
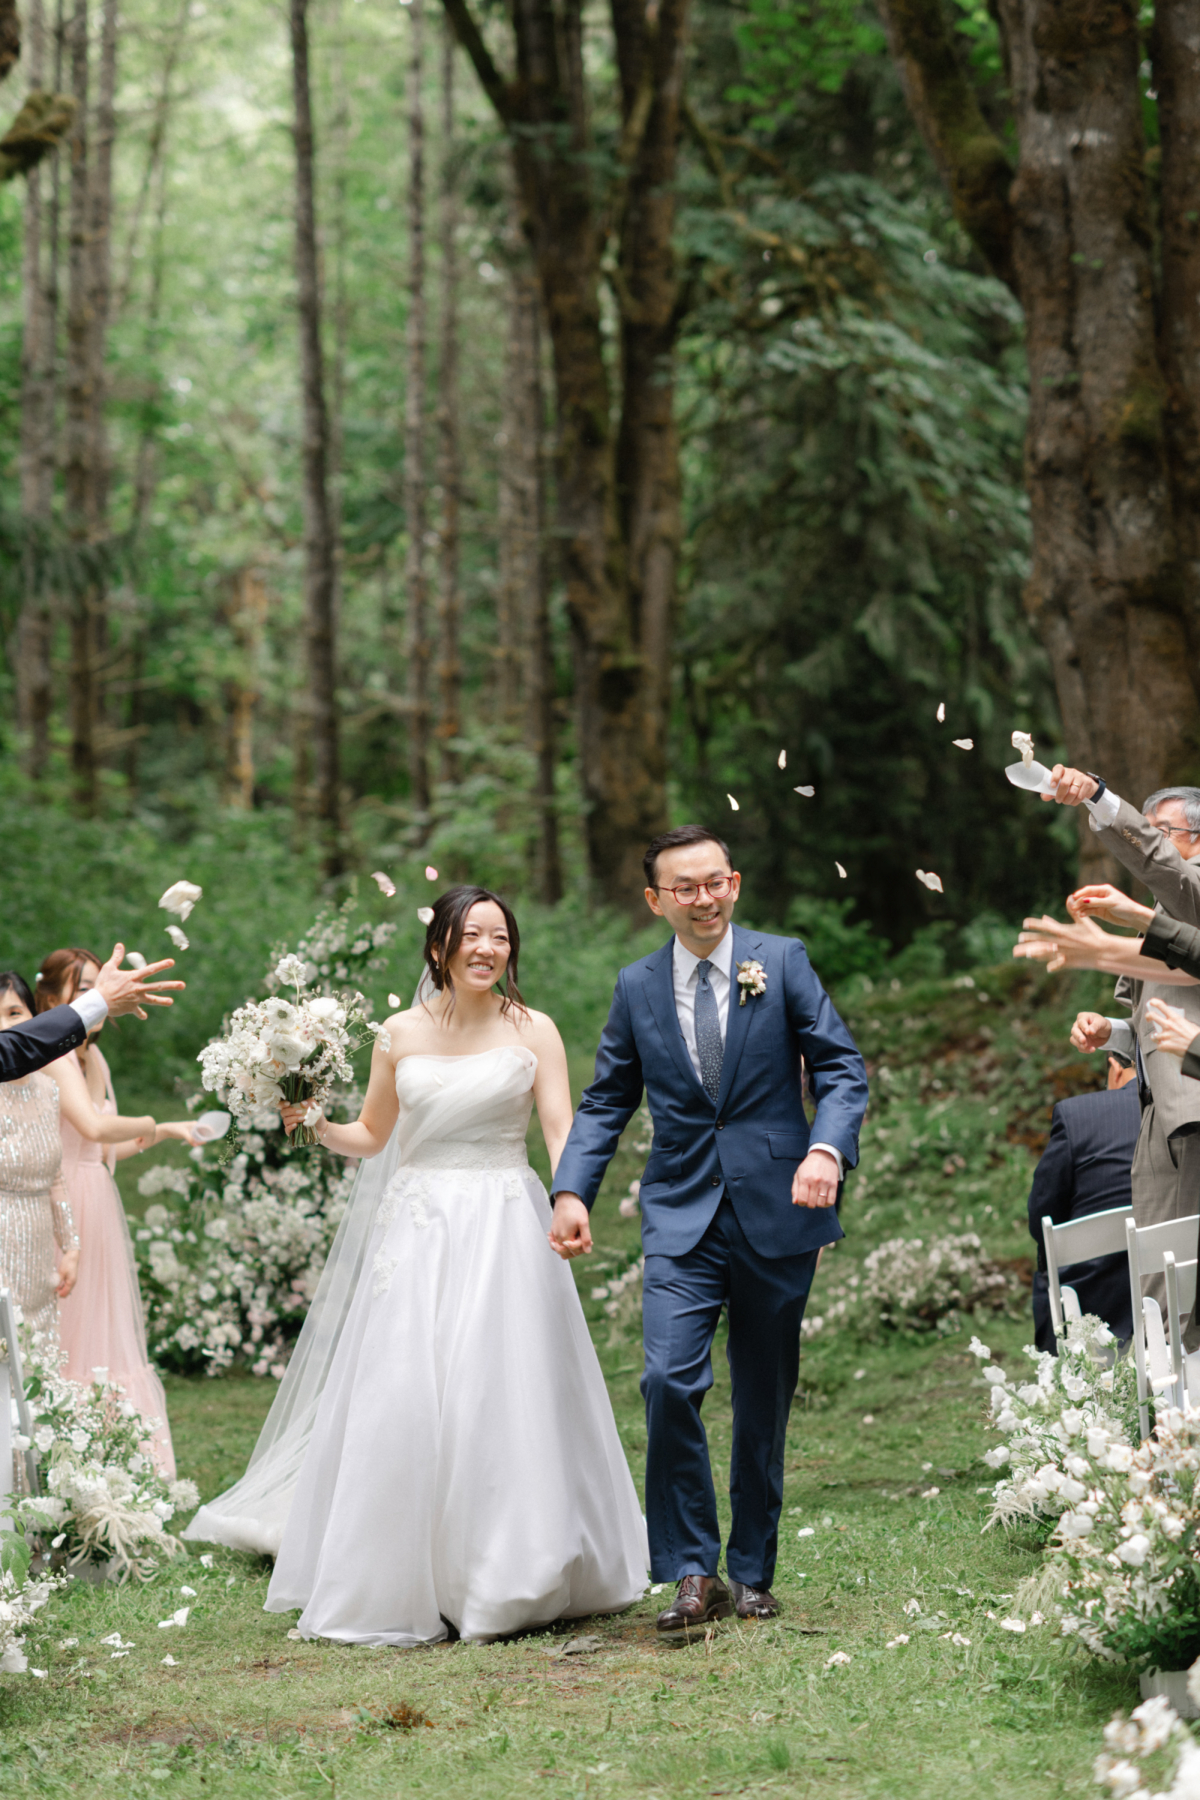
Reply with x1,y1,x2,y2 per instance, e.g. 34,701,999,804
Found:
1162,1251,1200,1411
1042,1205,1133,1339
1127,1216,1200,1439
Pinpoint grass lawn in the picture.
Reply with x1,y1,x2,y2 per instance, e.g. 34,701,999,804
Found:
0,960,1142,1795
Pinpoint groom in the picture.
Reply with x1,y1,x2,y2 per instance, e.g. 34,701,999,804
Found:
551,826,868,1630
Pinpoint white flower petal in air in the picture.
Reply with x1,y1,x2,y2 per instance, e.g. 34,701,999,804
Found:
371,871,396,898
165,925,189,951
777,750,787,769
1011,730,1035,767
727,794,740,811
417,907,435,926
916,870,944,894
835,862,847,879
126,952,147,970
793,785,815,797
952,738,973,751
936,703,945,723
425,865,438,881
159,880,202,922
387,993,401,1010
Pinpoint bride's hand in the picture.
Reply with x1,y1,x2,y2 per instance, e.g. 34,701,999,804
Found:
548,1194,592,1260
280,1101,320,1137
1146,998,1200,1059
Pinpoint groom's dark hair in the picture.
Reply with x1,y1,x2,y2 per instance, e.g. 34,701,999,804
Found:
643,825,732,889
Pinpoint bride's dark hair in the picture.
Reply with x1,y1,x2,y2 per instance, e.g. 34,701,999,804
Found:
422,886,528,1020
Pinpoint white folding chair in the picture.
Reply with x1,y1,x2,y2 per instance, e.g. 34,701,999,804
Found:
1127,1216,1200,1438
1042,1205,1133,1340
1162,1251,1200,1412
0,1289,38,1503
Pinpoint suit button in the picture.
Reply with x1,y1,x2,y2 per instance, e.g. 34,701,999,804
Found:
711,1177,720,1186
716,1119,724,1129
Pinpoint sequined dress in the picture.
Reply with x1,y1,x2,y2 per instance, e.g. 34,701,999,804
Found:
0,1072,76,1345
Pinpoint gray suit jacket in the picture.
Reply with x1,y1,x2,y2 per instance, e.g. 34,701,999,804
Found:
1099,797,1200,1134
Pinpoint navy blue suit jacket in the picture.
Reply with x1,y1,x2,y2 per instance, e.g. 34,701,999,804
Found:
0,1004,86,1084
1027,1084,1140,1350
553,924,869,1260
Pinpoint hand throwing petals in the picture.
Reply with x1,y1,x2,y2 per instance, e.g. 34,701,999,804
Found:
165,925,189,950
916,870,944,893
794,785,815,797
727,794,740,811
835,861,847,879
371,871,396,898
777,749,787,769
952,738,974,751
159,880,202,922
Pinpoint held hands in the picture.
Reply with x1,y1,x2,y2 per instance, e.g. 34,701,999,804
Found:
792,1148,840,1210
94,943,185,1019
1071,1011,1114,1054
1145,998,1200,1060
1068,884,1155,931
56,1246,79,1299
548,1194,593,1261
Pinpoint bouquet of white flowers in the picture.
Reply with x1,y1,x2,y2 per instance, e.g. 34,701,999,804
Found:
199,955,385,1146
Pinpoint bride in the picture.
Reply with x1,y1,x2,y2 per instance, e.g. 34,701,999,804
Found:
186,885,648,1644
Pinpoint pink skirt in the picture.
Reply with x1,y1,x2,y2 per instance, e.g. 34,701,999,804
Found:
57,1162,176,1480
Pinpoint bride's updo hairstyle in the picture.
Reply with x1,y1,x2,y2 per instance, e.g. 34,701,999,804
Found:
422,886,528,1020
35,946,103,1013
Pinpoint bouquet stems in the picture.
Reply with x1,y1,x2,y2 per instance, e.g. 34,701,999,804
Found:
281,1072,321,1147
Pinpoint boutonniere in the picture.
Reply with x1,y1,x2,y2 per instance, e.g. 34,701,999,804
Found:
736,959,767,1006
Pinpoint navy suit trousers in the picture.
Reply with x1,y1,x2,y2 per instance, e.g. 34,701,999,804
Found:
641,1197,819,1587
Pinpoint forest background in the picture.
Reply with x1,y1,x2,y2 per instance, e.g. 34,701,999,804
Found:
3,0,1193,1084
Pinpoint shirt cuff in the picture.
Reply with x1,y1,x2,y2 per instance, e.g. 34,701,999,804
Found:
70,990,108,1033
1104,1018,1135,1059
810,1141,845,1179
1085,787,1120,832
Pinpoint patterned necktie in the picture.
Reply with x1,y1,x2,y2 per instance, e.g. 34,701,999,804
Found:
694,960,723,1102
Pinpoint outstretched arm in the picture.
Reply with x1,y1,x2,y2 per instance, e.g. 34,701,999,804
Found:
49,1051,158,1144
1014,915,1199,985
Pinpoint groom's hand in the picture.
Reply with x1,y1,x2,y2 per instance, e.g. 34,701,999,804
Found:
792,1149,839,1209
549,1194,593,1260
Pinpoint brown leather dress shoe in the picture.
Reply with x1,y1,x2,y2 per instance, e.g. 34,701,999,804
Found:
655,1575,733,1633
728,1581,780,1619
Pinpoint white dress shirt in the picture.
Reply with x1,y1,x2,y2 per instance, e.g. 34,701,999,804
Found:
671,930,844,1176
1086,787,1120,832
70,989,108,1032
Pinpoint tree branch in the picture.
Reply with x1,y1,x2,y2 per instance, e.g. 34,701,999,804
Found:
875,0,1016,291
440,0,513,125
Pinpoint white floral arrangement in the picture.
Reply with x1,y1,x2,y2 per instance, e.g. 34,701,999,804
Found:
16,1335,199,1580
858,1233,1023,1336
969,1317,1139,1531
264,900,395,995
1093,1687,1200,1800
0,1526,58,1675
135,1116,355,1376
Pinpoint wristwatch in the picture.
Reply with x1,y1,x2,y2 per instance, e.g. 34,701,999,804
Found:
1085,773,1107,804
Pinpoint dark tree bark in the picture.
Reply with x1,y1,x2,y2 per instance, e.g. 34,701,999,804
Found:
496,256,537,733
289,0,343,874
404,0,431,821
444,0,686,913
63,0,96,812
16,0,54,779
433,12,462,784
0,0,18,81
86,0,116,711
877,0,1200,875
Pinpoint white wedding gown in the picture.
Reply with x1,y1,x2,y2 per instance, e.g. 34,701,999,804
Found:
188,1046,648,1644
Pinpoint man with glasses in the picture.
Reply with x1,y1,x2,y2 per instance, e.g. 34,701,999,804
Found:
549,824,868,1633
1043,772,1200,1258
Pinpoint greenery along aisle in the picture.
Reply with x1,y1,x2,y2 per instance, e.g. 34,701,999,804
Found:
0,955,1155,1796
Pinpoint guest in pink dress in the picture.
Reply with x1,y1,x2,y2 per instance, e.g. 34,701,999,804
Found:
38,948,201,1480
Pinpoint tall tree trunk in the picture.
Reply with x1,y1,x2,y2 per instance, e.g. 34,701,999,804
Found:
405,0,431,820
86,0,116,736
496,254,536,733
444,0,685,913
328,0,348,652
223,568,267,810
63,0,96,812
877,0,1200,869
519,267,563,903
433,12,461,783
289,0,343,874
16,0,53,779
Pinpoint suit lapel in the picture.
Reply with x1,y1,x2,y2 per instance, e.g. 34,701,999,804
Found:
715,925,762,1114
643,940,710,1103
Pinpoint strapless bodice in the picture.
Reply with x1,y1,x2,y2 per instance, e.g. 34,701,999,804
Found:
393,1046,536,1171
